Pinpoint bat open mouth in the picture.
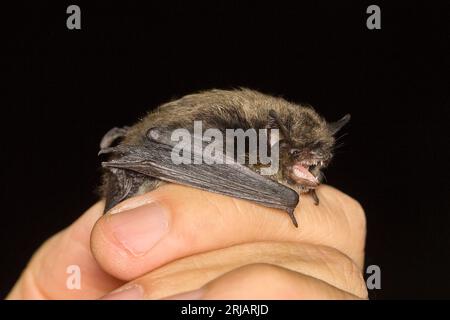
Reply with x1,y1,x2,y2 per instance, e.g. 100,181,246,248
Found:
290,160,321,187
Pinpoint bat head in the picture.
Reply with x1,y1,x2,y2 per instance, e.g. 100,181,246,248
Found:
271,109,350,191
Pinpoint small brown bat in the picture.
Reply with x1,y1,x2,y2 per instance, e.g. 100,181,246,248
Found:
99,89,350,227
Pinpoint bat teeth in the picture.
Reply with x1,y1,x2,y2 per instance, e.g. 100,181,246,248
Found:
300,159,320,167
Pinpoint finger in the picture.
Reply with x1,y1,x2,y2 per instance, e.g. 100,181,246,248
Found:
91,184,366,281
171,263,363,300
7,201,123,299
99,241,368,300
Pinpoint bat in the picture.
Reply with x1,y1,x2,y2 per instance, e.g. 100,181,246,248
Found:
99,89,350,227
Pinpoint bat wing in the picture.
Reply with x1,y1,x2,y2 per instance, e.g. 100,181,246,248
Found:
100,128,300,226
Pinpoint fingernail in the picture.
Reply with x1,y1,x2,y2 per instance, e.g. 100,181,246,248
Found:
106,202,169,256
165,288,204,300
100,284,144,300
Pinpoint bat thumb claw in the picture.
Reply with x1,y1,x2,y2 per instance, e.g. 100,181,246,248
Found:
98,147,116,156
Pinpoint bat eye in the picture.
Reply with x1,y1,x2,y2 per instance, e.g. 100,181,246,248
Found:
290,148,301,156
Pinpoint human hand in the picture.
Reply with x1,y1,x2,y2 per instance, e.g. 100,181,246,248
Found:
7,184,367,299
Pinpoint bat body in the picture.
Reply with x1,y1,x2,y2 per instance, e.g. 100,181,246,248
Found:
99,89,349,227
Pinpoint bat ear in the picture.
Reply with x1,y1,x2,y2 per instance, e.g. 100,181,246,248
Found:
268,109,292,145
100,126,129,149
328,114,351,135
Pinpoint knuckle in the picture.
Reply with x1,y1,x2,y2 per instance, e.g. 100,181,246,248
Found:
316,246,368,298
339,253,368,298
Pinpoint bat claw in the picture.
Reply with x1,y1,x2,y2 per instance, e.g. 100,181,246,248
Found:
311,189,320,205
98,147,116,156
98,144,136,156
287,209,299,228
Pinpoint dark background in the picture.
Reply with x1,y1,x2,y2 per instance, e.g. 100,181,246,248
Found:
2,1,449,299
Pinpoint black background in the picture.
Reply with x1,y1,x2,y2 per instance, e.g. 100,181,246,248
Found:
2,1,449,299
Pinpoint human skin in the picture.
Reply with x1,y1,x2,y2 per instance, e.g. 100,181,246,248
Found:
6,184,367,299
